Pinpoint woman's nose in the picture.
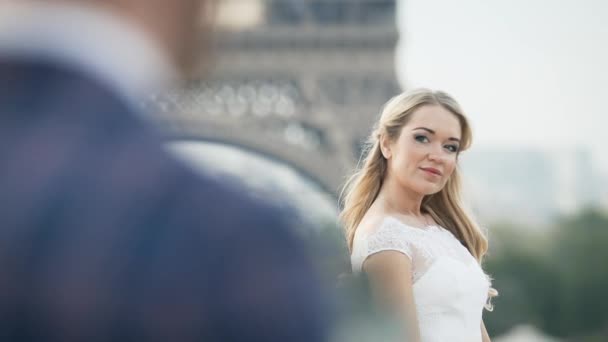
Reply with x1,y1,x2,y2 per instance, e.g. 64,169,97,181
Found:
427,144,447,163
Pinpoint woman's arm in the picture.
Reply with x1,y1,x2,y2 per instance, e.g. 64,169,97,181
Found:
363,250,421,342
481,320,491,342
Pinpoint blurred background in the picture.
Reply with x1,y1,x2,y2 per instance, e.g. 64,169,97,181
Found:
146,0,607,341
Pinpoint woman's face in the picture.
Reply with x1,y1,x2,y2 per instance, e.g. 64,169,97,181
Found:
381,104,462,196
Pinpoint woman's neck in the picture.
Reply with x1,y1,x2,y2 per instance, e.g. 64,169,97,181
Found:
375,176,425,218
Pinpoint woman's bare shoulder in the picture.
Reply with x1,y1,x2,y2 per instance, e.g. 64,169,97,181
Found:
356,213,389,239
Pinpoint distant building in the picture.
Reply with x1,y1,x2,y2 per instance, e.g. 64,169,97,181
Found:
599,175,608,211
460,146,601,225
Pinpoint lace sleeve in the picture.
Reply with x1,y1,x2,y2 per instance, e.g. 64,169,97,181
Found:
366,228,413,260
351,225,414,272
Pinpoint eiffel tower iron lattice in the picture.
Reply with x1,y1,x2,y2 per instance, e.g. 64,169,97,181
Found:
149,0,402,195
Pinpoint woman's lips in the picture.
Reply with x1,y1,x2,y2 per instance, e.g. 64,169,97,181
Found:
420,167,442,176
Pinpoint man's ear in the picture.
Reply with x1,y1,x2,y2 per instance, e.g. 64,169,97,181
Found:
379,134,392,159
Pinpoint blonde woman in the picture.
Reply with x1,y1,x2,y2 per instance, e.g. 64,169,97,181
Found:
341,89,496,342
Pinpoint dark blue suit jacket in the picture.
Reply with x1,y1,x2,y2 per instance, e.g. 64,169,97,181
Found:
0,60,329,341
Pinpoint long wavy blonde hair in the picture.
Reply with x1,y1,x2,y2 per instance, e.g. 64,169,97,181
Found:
341,88,485,256
340,88,497,307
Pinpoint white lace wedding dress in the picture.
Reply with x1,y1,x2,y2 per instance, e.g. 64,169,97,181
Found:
351,216,490,342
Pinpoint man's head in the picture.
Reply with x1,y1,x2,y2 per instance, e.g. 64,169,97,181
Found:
62,0,213,75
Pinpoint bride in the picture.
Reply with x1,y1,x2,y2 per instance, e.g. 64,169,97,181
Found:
341,88,496,342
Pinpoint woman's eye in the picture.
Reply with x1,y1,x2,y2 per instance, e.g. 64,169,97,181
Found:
445,144,459,153
414,135,429,143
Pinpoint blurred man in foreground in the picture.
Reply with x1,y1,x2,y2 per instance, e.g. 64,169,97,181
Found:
0,1,329,341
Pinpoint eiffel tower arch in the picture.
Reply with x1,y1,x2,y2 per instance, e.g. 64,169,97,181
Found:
152,0,402,196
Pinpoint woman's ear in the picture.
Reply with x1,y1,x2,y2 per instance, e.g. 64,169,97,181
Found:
379,134,392,159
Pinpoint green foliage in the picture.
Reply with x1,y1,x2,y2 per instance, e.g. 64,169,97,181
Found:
484,208,608,340
550,209,608,338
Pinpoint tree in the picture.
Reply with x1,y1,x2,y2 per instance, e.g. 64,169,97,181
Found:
484,209,608,341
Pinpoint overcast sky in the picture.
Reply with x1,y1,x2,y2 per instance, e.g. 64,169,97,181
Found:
397,0,608,174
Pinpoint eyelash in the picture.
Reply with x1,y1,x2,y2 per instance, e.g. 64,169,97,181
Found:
414,135,430,143
445,145,459,153
414,134,459,153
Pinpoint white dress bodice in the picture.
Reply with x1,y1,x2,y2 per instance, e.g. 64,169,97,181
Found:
350,217,490,342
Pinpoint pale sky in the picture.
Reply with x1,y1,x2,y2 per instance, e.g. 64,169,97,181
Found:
397,0,608,174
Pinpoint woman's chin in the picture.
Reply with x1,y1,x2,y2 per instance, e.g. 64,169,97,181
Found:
409,184,443,196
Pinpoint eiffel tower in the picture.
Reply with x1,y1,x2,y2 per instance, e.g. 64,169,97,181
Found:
153,0,401,195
